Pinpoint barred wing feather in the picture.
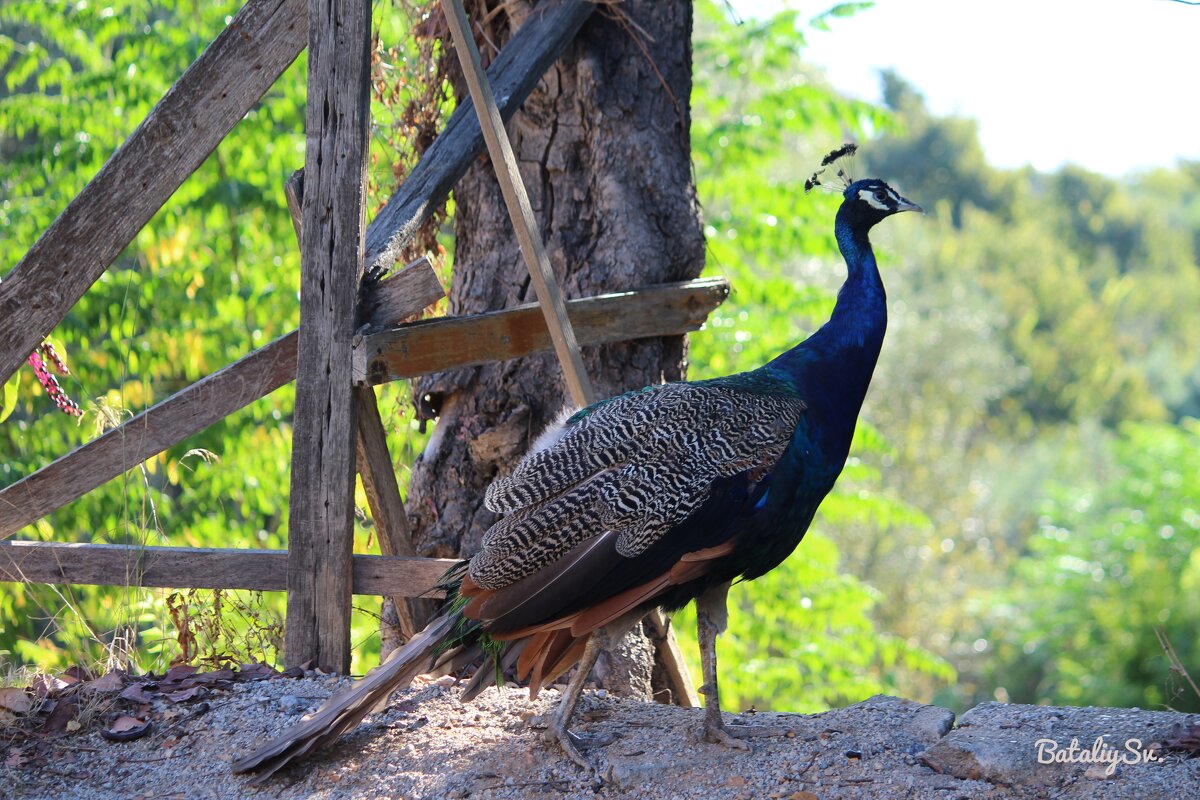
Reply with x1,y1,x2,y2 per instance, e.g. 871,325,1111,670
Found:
470,382,805,590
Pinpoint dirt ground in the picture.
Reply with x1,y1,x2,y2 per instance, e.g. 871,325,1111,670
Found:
1,665,1197,799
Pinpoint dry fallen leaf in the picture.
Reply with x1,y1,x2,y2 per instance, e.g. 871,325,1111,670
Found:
164,665,199,682
119,684,157,704
166,686,205,703
81,671,125,693
41,698,78,733
32,674,73,698
0,687,32,714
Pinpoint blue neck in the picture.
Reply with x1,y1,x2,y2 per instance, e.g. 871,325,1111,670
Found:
765,207,888,452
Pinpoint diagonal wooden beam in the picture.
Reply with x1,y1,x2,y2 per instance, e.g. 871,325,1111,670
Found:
0,0,309,386
354,387,437,642
0,259,444,541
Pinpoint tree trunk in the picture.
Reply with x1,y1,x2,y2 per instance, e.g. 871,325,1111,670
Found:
398,0,704,698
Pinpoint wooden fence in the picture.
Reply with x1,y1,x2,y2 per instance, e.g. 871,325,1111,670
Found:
0,0,720,705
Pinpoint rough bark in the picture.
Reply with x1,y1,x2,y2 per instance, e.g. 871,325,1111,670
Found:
399,0,704,696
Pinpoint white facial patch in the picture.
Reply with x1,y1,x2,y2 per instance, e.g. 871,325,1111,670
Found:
856,187,897,211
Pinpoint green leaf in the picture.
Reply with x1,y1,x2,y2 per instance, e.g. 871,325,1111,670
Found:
0,372,18,423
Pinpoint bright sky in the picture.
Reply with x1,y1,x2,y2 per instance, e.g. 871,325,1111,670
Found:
733,0,1200,176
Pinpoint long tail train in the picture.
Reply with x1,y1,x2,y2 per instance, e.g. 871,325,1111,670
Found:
231,610,459,781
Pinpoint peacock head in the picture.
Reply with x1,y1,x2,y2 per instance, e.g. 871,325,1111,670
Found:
839,178,922,229
804,144,921,230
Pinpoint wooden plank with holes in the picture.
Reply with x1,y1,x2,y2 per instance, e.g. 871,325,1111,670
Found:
0,265,441,541
355,277,731,386
284,0,373,672
0,0,309,387
0,540,454,597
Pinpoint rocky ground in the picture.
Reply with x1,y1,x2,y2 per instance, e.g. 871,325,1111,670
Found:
1,665,1197,799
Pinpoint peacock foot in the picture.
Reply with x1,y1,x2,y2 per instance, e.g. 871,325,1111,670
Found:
543,723,617,774
702,719,753,750
704,717,793,749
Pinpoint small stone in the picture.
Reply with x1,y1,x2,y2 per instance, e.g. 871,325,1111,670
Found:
1084,763,1119,780
278,694,305,714
725,775,747,787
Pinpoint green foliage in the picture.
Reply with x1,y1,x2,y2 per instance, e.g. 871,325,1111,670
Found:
0,0,430,675
853,72,1200,712
980,421,1200,713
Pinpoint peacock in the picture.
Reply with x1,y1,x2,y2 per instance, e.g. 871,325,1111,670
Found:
232,145,921,780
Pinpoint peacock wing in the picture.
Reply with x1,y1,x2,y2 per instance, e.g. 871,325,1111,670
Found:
468,380,806,595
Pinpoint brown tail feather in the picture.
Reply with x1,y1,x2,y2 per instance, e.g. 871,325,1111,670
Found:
528,629,581,697
570,573,671,636
516,630,556,682
542,636,590,687
231,612,456,781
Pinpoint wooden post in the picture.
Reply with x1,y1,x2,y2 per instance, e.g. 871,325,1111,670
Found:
441,0,594,409
286,166,436,653
285,0,373,672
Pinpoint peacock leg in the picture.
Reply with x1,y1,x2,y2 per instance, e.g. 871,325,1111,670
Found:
542,627,617,771
697,582,789,746
697,581,752,750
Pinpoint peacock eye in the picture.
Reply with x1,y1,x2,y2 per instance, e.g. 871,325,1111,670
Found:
873,189,887,201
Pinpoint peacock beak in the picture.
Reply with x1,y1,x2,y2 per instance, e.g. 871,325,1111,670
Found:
895,195,923,214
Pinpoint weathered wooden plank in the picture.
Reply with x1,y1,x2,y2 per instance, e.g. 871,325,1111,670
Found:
285,0,373,673
355,277,731,385
441,0,594,408
362,256,444,331
362,0,594,278
0,260,442,541
0,540,454,597
353,386,436,640
0,0,309,387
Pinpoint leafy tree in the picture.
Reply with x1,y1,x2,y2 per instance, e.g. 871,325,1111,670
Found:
981,421,1200,713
